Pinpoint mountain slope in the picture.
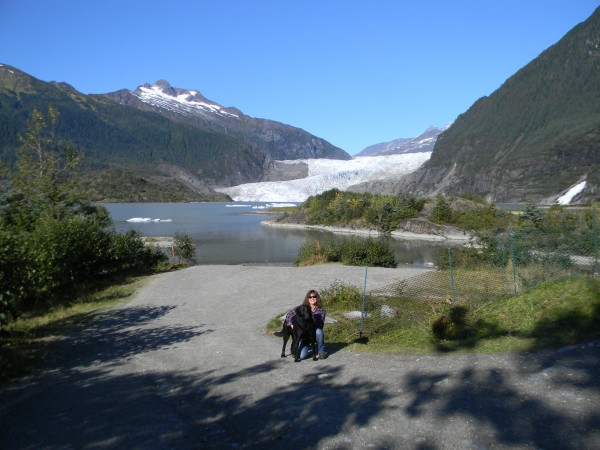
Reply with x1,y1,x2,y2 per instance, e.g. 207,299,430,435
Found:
103,80,350,161
0,65,343,201
356,126,446,156
387,7,600,204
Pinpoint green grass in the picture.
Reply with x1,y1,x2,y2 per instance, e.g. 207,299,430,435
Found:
266,206,299,214
267,276,600,354
0,276,151,384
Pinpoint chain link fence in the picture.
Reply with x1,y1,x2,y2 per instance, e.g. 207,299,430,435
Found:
347,207,599,340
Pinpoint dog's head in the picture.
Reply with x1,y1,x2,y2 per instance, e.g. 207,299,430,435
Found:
295,304,313,322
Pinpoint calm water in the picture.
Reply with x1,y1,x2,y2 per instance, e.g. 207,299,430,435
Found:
104,202,458,267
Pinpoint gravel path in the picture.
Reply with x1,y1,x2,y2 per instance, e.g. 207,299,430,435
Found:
1,264,599,449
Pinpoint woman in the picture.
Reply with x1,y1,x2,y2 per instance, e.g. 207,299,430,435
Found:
297,289,327,360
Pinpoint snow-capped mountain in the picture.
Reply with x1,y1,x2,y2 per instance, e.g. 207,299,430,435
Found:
135,79,241,120
216,152,432,202
103,80,350,161
357,125,449,157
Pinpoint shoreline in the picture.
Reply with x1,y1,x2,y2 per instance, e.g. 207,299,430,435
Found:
261,219,472,242
140,222,472,252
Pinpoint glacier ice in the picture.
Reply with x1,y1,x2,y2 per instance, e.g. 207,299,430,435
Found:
126,218,173,223
216,153,431,202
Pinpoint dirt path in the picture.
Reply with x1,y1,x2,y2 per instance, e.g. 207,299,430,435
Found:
1,264,599,449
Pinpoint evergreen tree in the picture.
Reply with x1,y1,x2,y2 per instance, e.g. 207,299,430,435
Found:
429,194,453,224
520,202,543,228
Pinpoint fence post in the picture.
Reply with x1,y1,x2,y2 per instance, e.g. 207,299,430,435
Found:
594,206,599,277
359,266,368,340
448,248,456,305
510,224,518,295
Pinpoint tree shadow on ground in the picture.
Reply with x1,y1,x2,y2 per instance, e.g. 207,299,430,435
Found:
0,363,396,449
0,304,396,449
1,304,206,383
431,302,600,353
3,301,599,449
528,303,600,349
403,346,600,449
21,304,209,372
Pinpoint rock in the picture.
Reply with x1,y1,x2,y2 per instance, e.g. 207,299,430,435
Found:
380,305,397,317
343,311,370,319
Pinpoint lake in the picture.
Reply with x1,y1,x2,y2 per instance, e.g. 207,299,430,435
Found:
104,202,460,267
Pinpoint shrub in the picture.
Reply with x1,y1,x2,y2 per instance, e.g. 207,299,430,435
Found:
0,107,169,330
459,192,487,204
319,280,370,310
339,238,397,268
109,230,167,274
173,232,196,264
295,237,397,268
295,240,328,266
451,204,511,231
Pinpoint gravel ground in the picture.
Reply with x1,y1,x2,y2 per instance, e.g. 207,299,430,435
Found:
1,264,599,450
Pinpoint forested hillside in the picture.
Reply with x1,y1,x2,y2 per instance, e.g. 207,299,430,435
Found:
0,65,268,201
376,7,600,204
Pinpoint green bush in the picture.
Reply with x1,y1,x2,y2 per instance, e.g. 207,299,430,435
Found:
451,204,511,231
295,237,397,268
38,213,112,278
109,230,167,274
294,239,328,266
0,107,168,330
173,231,196,264
319,280,369,310
459,192,487,204
339,238,397,268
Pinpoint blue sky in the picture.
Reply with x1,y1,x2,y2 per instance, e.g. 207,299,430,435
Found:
0,1,597,155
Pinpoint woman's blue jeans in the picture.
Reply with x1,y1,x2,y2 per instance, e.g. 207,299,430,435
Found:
298,327,325,360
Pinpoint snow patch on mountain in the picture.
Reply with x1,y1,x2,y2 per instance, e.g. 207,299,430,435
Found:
216,153,432,202
136,83,239,118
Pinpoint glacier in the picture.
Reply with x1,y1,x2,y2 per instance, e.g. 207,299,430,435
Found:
216,153,431,202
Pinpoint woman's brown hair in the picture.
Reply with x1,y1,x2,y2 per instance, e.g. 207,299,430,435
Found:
303,289,322,308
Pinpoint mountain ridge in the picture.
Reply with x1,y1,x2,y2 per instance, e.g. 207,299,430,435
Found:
103,79,350,161
378,7,600,204
0,64,349,201
356,125,448,157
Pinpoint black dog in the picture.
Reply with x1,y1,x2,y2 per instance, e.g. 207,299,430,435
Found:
280,305,318,362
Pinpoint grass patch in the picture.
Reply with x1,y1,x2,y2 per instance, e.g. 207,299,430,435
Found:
267,206,299,214
267,276,600,354
0,276,151,384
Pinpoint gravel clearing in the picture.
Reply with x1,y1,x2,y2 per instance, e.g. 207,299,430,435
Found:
1,264,599,449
